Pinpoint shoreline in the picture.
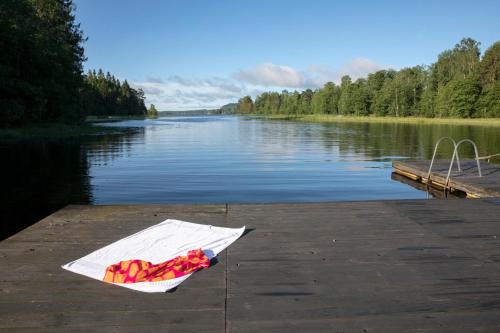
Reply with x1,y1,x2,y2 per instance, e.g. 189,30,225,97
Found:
259,114,500,126
85,115,153,123
0,123,133,142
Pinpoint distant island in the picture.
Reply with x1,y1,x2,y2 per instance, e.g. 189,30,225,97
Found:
159,103,238,116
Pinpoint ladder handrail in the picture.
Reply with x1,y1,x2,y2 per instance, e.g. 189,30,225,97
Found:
427,137,483,194
445,139,482,185
477,152,500,163
427,137,459,182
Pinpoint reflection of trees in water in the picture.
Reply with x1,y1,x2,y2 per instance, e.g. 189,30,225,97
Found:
84,128,145,167
320,122,500,161
238,118,500,163
237,119,310,156
0,128,144,240
0,142,91,239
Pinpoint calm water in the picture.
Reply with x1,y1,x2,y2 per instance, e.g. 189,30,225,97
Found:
2,116,499,238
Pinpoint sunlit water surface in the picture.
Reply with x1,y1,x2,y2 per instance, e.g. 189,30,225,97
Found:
3,115,499,238
88,116,424,203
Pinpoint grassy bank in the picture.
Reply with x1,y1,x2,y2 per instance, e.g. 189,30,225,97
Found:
261,114,500,126
0,123,129,142
85,115,150,123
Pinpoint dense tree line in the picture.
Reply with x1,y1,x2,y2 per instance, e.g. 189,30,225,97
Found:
81,70,147,117
239,38,500,118
0,0,148,127
0,0,85,126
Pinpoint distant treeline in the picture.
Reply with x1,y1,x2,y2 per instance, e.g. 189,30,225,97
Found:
238,38,500,118
0,0,149,127
81,70,147,117
157,103,238,116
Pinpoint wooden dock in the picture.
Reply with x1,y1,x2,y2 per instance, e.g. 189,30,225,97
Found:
1,200,500,332
393,159,500,198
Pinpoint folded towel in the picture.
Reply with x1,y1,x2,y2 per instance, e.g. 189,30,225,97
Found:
103,249,210,283
62,219,245,292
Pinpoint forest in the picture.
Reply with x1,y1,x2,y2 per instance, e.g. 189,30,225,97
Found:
81,70,147,117
238,38,500,118
2,1,500,127
0,0,147,127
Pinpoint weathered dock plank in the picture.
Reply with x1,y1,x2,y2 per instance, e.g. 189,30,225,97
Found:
393,159,500,197
225,200,500,332
1,200,500,332
0,205,228,333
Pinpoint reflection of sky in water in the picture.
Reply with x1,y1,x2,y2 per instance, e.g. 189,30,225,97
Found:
6,116,498,239
85,116,498,204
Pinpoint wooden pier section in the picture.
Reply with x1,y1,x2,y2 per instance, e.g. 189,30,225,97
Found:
393,159,500,198
1,200,500,332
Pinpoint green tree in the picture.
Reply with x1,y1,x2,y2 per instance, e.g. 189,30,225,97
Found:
82,70,147,116
147,104,159,118
478,81,500,117
326,82,341,114
371,74,396,116
311,82,340,114
32,0,86,123
0,0,85,126
419,87,437,117
338,75,354,115
299,89,314,114
254,93,271,114
388,66,425,116
437,77,481,118
419,66,437,117
0,0,39,125
436,84,452,117
367,70,392,114
350,79,370,116
237,96,254,114
479,41,500,89
435,38,480,86
449,77,481,118
267,92,281,114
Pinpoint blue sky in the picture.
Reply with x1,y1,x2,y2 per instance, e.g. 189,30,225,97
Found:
74,0,500,110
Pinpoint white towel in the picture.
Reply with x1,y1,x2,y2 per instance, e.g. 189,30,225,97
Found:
62,219,245,293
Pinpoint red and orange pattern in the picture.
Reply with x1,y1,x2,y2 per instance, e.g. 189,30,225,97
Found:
103,249,210,284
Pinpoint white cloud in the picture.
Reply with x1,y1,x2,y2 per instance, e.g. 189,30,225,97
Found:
140,86,163,96
339,58,384,80
233,58,383,89
232,63,305,88
306,58,383,87
132,77,248,111
145,76,164,84
135,58,385,110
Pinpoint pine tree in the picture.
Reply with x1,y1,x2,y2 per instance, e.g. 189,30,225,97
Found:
0,0,85,126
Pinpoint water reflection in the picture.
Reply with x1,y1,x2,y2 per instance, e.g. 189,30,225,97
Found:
84,128,145,167
2,116,499,239
318,121,500,161
0,128,144,239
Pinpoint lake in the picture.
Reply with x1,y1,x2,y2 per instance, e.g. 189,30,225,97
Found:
2,115,499,239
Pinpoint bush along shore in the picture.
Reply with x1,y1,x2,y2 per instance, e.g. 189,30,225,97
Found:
261,114,500,127
0,123,138,142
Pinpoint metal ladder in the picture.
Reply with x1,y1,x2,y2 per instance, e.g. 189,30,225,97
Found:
426,137,482,192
